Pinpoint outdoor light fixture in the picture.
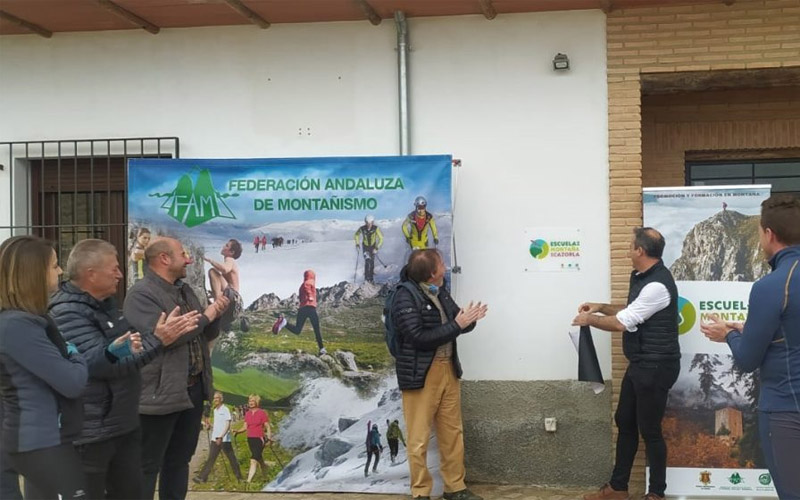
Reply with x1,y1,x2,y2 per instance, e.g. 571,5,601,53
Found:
553,53,570,71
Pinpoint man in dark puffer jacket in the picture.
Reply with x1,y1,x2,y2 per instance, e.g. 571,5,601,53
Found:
49,239,200,499
392,249,488,500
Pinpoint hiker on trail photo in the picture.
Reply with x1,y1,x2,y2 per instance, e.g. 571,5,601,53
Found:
402,196,439,250
233,394,273,484
365,423,382,477
195,392,242,484
272,269,327,356
386,419,406,464
354,214,384,283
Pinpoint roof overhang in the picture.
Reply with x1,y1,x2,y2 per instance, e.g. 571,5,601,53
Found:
0,0,735,38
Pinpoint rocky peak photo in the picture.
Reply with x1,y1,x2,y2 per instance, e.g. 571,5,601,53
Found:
670,210,770,282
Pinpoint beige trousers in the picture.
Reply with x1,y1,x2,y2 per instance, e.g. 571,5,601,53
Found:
401,357,466,497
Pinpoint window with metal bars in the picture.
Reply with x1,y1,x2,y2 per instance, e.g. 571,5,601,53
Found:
0,138,179,302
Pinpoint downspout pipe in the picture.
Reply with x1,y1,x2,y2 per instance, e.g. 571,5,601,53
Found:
394,11,410,155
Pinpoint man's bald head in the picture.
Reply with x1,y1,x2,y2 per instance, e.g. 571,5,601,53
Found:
145,237,188,283
145,237,178,264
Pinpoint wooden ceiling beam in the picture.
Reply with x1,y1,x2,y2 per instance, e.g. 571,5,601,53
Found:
223,0,270,29
478,0,497,20
641,67,800,95
354,0,381,26
96,0,159,34
600,0,614,14
0,10,52,38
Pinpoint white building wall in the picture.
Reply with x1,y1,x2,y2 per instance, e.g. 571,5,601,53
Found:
0,10,610,382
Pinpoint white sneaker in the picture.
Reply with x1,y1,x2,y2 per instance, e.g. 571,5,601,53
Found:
319,347,328,356
271,315,287,334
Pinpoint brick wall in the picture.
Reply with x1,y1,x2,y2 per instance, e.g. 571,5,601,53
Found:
606,0,800,493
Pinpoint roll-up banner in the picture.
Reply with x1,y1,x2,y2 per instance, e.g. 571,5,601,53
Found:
643,185,776,497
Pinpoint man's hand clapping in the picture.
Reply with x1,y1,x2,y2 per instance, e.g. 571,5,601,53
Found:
455,301,489,329
154,306,201,346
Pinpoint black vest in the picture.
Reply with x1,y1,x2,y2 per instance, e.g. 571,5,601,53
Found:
623,260,681,363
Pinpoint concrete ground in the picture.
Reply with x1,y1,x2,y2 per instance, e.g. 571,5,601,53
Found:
186,484,587,500
185,489,774,500
185,488,774,500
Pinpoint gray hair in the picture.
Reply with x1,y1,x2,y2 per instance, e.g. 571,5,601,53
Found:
633,227,665,259
66,239,118,281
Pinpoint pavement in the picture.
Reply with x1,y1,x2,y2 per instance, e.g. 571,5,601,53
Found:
185,484,588,500
184,487,775,500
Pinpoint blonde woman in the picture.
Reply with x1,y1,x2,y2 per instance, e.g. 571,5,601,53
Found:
234,394,272,483
0,236,88,498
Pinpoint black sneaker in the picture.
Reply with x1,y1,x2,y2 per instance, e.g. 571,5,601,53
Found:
443,489,484,500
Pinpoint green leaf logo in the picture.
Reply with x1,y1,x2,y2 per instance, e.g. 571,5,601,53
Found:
728,472,742,485
151,169,237,227
678,296,697,335
529,239,550,260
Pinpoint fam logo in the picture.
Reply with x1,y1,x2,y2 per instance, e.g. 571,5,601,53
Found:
678,296,697,335
758,473,772,485
728,472,743,485
150,169,238,228
529,239,549,260
699,470,712,485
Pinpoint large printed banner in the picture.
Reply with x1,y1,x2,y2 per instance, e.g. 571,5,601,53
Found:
643,185,776,497
128,156,452,493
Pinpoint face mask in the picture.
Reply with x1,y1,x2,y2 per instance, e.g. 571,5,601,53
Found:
427,283,439,295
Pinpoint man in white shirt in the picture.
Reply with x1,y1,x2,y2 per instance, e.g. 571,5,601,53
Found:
572,228,681,500
194,392,242,483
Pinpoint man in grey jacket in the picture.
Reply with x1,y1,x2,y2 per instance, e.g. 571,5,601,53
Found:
123,237,229,500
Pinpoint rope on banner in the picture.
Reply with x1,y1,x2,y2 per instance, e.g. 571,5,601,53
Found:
451,158,462,274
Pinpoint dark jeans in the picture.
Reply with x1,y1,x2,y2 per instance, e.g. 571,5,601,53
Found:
759,411,800,498
388,438,399,459
610,360,679,497
285,306,324,350
139,382,204,500
8,443,86,499
365,445,380,474
198,441,242,481
77,428,142,500
363,246,376,282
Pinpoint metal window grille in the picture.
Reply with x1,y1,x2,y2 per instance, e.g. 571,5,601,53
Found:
0,137,179,302
686,158,800,196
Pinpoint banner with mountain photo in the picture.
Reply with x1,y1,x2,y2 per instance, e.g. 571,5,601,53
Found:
127,155,452,494
643,185,776,497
